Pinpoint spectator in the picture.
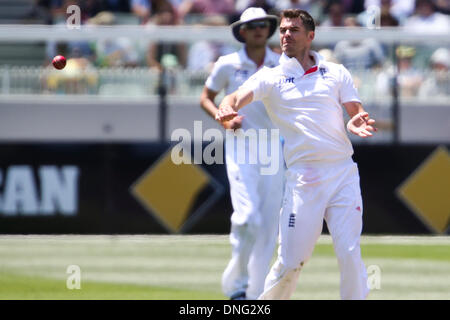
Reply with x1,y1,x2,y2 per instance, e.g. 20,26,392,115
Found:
395,46,423,97
130,0,151,24
148,0,182,24
178,0,236,22
273,1,327,26
45,42,98,94
343,15,360,27
186,15,235,73
358,0,403,28
235,0,276,15
320,0,345,27
364,0,415,24
380,10,399,26
434,0,450,14
48,0,68,23
318,48,338,63
26,0,53,24
84,0,104,18
333,19,385,70
88,11,140,67
145,0,187,70
376,46,424,98
404,0,449,33
419,47,449,98
130,0,180,24
377,11,399,60
274,0,314,12
396,46,424,97
340,0,365,14
168,0,184,8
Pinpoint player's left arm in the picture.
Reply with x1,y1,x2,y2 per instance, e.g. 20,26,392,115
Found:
343,101,377,138
215,88,254,123
339,64,377,138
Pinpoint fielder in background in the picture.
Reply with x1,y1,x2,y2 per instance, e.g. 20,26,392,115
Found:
215,9,377,300
200,7,285,300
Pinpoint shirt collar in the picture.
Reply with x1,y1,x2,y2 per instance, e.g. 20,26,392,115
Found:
279,51,324,76
238,46,278,68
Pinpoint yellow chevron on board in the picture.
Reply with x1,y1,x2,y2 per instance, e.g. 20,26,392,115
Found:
397,146,450,234
131,151,210,233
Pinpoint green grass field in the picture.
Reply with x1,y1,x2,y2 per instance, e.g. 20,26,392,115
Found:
0,235,449,300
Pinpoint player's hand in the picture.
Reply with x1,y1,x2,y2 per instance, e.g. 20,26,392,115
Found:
215,105,238,123
347,112,377,138
222,115,243,130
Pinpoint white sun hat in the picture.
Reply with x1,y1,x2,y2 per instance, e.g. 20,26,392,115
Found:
230,7,279,43
430,48,449,68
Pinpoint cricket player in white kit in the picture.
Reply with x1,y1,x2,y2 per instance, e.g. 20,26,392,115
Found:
216,9,377,300
200,8,285,300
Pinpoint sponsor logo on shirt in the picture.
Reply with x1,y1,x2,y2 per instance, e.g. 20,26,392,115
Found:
277,76,295,87
319,67,329,79
234,69,249,83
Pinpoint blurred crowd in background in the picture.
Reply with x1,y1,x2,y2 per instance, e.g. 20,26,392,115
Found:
0,0,448,99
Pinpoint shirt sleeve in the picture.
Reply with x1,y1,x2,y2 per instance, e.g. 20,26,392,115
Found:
239,67,271,102
339,64,362,104
205,57,228,93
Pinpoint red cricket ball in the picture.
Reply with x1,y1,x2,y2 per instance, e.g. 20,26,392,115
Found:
52,55,66,70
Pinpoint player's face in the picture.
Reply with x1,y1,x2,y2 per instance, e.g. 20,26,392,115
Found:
240,19,270,48
279,17,314,57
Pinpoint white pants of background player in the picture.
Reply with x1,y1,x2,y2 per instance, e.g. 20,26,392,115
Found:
222,137,285,300
259,159,370,300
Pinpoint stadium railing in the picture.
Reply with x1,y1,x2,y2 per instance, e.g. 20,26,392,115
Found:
0,25,448,144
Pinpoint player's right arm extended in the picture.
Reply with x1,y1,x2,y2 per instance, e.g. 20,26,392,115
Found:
215,88,254,123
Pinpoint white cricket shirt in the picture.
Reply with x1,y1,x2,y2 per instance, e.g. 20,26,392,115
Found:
205,47,280,130
240,51,362,167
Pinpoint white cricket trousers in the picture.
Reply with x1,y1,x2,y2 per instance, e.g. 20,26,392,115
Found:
222,142,285,299
259,158,370,300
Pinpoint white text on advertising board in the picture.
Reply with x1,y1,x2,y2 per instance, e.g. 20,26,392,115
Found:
0,165,79,216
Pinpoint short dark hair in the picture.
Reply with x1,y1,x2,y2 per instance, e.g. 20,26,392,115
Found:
280,9,315,32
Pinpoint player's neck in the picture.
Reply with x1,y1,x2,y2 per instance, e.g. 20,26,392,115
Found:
245,45,266,68
295,48,315,71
